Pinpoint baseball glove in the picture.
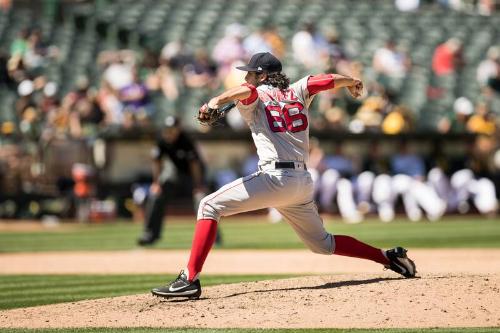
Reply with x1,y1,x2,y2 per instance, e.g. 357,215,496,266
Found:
197,102,236,126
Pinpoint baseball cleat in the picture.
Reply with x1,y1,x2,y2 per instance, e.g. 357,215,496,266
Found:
385,247,417,278
151,270,201,299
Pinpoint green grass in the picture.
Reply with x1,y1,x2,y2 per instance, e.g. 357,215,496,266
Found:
0,216,499,252
0,328,498,333
0,274,295,310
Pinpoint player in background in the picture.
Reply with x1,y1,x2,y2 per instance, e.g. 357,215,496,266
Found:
151,52,416,299
136,116,221,246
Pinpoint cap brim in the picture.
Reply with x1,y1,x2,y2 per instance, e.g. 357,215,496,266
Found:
236,65,260,72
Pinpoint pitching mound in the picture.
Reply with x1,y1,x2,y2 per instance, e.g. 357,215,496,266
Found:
1,273,499,329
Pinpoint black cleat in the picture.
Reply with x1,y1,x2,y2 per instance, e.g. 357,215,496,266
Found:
137,234,159,246
385,247,417,278
151,270,202,299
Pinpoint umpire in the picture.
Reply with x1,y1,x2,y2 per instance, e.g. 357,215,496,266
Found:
137,116,220,246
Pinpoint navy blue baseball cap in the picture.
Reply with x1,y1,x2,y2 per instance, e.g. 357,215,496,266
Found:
236,52,282,73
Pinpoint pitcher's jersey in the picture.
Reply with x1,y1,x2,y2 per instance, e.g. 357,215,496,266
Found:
236,74,335,165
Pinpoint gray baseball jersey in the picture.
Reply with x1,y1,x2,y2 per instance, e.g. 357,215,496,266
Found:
198,75,337,254
237,77,313,165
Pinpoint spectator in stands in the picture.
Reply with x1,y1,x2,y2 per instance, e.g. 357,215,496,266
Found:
118,68,154,129
437,0,465,11
222,59,247,89
96,79,123,128
38,81,59,115
395,0,420,11
316,103,348,131
0,0,11,13
23,28,49,73
99,50,136,92
437,96,473,133
6,53,27,86
0,144,24,218
182,49,219,89
432,38,464,76
382,105,415,134
212,23,246,76
15,79,41,139
61,76,104,138
10,29,29,58
155,60,179,102
324,28,351,76
372,40,410,79
485,61,500,95
262,25,286,59
351,91,392,133
477,0,496,15
466,101,497,136
0,49,15,90
243,27,272,57
292,23,328,69
10,28,59,78
477,46,499,87
160,39,194,71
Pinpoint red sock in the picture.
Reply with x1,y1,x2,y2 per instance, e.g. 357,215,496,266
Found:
333,235,389,265
186,218,218,281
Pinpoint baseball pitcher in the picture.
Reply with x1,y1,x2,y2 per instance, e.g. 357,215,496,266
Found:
151,52,417,299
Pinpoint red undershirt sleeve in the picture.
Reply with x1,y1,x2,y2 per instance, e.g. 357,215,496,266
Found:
307,74,335,96
239,83,258,105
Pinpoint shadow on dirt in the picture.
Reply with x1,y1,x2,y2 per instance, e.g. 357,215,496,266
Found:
222,276,406,299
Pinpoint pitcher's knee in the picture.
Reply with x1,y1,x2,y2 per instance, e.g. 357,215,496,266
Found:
197,196,222,221
305,233,334,255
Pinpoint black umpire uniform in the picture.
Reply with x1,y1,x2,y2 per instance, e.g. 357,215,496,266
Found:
137,116,221,246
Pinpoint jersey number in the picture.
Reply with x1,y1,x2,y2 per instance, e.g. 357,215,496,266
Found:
264,102,308,133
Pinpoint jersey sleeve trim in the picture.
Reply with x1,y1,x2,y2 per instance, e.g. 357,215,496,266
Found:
307,74,335,96
240,83,258,105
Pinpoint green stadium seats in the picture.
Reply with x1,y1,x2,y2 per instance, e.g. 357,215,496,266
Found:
0,0,499,130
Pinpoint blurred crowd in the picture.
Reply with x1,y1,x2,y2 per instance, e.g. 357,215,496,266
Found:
1,0,500,220
1,6,500,139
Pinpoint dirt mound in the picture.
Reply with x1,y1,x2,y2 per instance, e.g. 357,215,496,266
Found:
3,249,500,275
1,273,499,329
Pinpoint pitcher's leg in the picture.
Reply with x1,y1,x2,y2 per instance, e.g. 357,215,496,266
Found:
277,202,333,254
188,172,294,281
278,203,388,264
332,235,389,264
186,218,218,281
198,172,296,221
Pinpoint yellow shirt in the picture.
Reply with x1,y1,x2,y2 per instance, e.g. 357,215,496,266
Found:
467,115,496,135
382,111,405,134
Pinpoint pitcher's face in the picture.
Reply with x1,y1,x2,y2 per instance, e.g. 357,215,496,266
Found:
245,71,267,86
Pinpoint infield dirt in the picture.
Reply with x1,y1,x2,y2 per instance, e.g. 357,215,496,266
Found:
0,249,499,328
